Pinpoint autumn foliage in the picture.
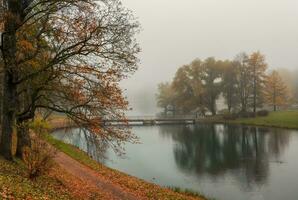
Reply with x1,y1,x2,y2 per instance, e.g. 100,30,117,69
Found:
0,0,140,159
157,52,292,116
263,70,290,111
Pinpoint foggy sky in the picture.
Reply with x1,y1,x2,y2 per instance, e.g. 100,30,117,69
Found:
120,0,298,115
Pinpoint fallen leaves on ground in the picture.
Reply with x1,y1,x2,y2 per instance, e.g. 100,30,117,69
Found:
0,157,121,200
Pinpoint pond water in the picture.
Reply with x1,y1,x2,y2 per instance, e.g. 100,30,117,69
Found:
52,124,298,200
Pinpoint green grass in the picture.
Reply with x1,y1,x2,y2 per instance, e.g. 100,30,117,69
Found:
0,157,72,200
227,111,298,129
168,186,215,200
43,134,102,171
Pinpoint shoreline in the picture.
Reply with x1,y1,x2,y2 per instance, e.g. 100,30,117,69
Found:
47,117,208,200
197,110,298,130
197,119,298,131
46,110,298,199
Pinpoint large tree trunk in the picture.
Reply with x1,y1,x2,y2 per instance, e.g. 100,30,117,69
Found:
15,120,31,159
0,0,20,160
0,73,17,160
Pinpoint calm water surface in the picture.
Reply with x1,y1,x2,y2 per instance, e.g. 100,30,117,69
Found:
52,124,298,200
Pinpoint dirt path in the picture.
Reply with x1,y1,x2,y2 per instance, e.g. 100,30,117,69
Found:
54,151,140,200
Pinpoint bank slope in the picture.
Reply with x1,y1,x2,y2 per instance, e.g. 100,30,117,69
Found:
45,134,209,200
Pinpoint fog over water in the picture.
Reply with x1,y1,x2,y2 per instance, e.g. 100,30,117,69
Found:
120,0,298,115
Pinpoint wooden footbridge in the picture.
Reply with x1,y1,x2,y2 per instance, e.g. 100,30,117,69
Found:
103,115,200,126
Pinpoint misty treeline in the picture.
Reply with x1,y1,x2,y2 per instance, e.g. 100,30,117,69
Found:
157,52,296,116
0,0,139,160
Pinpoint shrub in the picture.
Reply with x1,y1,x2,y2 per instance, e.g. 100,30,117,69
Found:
222,113,238,120
238,111,256,118
23,118,56,179
257,110,269,117
22,137,56,179
218,109,230,115
28,118,50,134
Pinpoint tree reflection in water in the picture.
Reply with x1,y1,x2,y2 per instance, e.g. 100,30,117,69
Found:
53,128,109,162
159,124,290,188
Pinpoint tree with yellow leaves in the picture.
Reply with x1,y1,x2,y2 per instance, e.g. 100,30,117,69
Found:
263,70,289,111
248,51,268,113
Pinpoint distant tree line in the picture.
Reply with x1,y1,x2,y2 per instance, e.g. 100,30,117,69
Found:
156,52,292,116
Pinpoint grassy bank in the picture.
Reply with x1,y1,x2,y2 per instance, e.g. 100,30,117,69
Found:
215,111,298,129
44,133,208,200
0,129,208,200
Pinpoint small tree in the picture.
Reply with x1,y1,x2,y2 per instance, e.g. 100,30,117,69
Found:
248,52,268,113
263,70,289,111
